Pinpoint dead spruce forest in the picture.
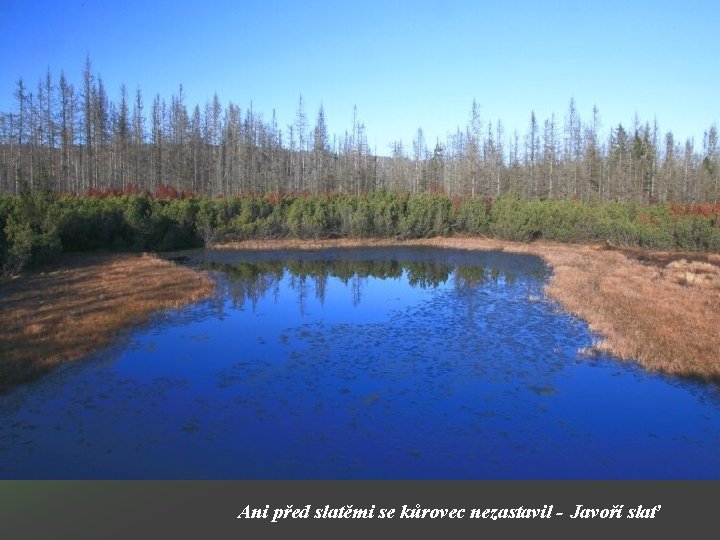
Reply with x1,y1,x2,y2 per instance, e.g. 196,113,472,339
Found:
1,59,719,272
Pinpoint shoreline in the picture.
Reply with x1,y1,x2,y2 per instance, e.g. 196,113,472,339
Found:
213,237,720,381
0,252,215,393
1,238,719,392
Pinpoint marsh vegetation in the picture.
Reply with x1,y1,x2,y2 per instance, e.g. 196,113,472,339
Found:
0,252,213,392
2,247,719,479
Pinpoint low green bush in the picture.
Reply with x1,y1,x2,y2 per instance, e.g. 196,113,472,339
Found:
2,190,718,274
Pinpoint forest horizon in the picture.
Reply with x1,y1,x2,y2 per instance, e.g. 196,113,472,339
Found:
1,58,718,203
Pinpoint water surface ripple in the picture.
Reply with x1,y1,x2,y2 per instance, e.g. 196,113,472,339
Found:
1,247,719,479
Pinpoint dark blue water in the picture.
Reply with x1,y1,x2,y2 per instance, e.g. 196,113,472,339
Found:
1,247,719,479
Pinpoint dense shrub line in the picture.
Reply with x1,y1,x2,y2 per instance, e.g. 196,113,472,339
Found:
2,190,719,273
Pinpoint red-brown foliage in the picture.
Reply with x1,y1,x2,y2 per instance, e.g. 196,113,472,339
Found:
670,202,720,221
84,184,197,200
154,183,196,200
85,185,148,198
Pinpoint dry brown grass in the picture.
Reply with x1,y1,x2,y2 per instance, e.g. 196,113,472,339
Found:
0,252,214,392
216,237,720,381
3,238,717,391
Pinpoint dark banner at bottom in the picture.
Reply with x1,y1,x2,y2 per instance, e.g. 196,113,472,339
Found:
0,480,715,539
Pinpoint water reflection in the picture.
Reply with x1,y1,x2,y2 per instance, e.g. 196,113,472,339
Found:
204,255,526,311
1,248,719,480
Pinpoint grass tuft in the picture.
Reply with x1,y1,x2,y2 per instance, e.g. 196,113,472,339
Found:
0,252,214,393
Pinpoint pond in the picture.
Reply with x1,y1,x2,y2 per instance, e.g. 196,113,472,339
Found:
1,247,719,479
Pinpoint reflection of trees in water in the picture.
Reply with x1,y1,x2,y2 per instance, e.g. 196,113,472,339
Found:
453,266,486,291
453,265,521,292
205,261,285,311
204,259,516,312
314,272,327,306
404,262,452,288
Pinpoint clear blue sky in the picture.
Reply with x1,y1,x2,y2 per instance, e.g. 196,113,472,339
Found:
1,0,718,154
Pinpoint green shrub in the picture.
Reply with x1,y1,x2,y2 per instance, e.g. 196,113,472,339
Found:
455,197,491,236
671,215,720,251
489,191,535,241
1,190,61,272
1,191,718,275
399,194,452,238
3,214,61,272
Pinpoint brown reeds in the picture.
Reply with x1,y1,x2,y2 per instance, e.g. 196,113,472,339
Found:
2,237,718,391
216,237,720,381
532,242,720,380
0,252,214,392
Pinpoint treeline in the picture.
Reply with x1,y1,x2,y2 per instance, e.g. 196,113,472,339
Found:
1,58,718,203
2,190,719,273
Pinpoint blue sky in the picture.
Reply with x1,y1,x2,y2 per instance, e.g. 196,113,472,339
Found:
1,0,718,153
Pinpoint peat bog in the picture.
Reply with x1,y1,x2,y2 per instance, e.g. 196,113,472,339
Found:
1,247,719,479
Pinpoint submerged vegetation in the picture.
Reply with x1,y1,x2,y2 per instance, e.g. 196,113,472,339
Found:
0,252,214,393
1,185,718,388
2,189,719,273
213,237,720,382
0,230,718,390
